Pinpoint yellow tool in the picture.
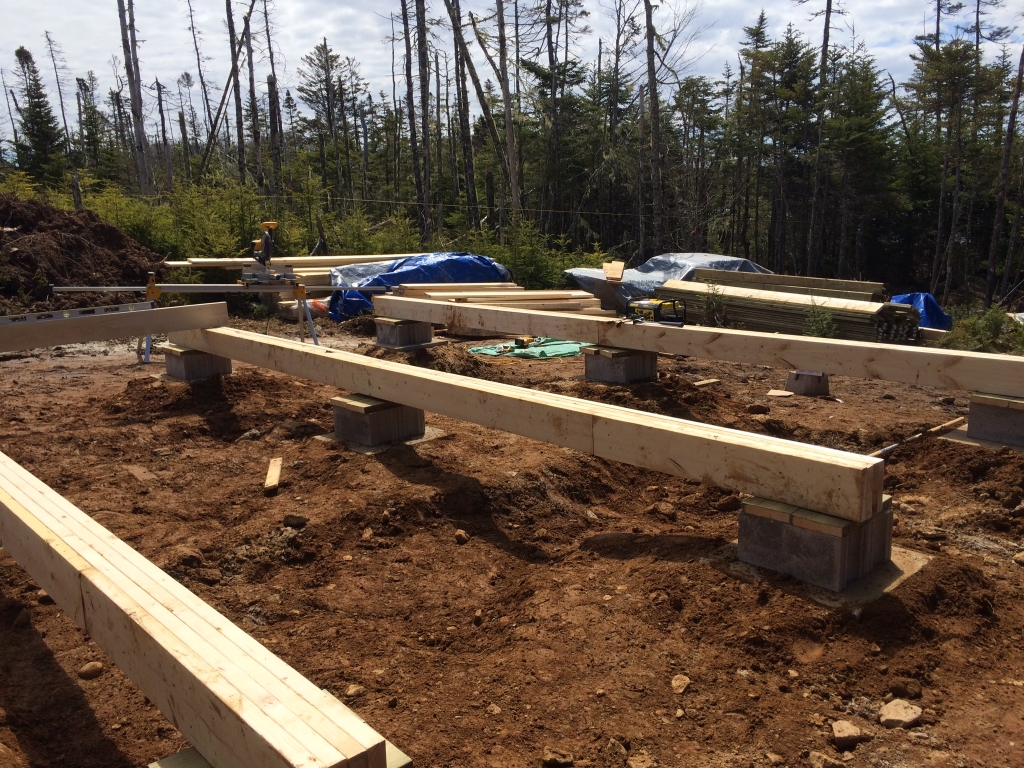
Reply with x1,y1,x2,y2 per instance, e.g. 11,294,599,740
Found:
626,298,686,325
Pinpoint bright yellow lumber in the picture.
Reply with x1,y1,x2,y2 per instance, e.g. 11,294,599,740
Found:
265,457,283,495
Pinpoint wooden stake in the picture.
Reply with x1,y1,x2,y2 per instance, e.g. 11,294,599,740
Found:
264,457,282,496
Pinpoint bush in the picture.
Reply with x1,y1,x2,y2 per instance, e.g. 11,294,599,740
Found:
805,302,839,338
941,305,1024,355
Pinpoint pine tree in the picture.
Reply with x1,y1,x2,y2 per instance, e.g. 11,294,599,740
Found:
12,46,65,184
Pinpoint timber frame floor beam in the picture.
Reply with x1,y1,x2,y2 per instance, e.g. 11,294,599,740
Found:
169,327,883,522
371,296,1024,399
0,302,230,354
0,449,400,768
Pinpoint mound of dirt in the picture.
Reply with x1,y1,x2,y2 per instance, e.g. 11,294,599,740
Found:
363,343,512,382
0,194,166,314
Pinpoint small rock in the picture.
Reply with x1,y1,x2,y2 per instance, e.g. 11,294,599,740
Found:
1013,551,1024,567
235,428,261,442
78,661,104,680
938,396,955,405
283,514,308,529
486,703,502,715
454,529,471,545
878,698,922,729
11,608,30,628
595,688,606,697
344,684,366,698
747,403,770,415
36,590,54,605
715,495,743,512
671,674,691,695
473,609,483,626
645,501,677,521
674,708,684,719
831,720,862,750
788,669,799,678
542,747,574,767
889,678,922,699
880,393,896,400
607,738,628,757
533,528,551,542
808,751,844,768
387,696,398,708
361,527,373,541
869,643,881,654
626,751,657,768
766,754,784,766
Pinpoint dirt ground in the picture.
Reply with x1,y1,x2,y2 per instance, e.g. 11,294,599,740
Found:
0,320,1022,768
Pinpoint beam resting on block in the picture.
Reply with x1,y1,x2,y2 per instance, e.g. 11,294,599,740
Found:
170,327,884,521
371,296,1024,399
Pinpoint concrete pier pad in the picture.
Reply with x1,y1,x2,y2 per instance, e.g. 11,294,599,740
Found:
584,346,657,384
375,317,440,350
331,393,425,447
162,344,231,381
786,370,830,397
737,496,893,592
967,393,1024,448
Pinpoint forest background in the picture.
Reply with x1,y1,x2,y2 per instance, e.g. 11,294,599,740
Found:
1,0,1024,321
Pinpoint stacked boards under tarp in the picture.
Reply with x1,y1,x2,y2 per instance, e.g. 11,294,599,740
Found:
655,280,921,343
392,283,610,315
691,268,887,302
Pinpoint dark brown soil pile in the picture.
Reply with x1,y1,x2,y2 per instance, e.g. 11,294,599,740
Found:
0,194,166,314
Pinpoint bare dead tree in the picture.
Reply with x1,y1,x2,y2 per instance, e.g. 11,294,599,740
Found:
116,0,153,194
451,0,479,228
43,32,70,144
401,0,428,240
226,0,247,183
244,15,265,190
155,78,173,190
186,0,214,136
415,0,433,239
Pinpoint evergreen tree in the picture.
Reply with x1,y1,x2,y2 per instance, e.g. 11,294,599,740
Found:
12,46,65,184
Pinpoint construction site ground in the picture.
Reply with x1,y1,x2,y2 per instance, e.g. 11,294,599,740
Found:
1,317,1022,768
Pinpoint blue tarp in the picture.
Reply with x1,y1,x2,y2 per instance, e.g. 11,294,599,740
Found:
327,252,512,321
563,253,771,310
890,292,952,330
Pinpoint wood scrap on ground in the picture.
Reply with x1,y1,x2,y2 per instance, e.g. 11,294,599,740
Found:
264,457,283,496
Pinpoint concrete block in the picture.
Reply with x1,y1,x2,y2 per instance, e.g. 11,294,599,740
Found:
967,393,1024,448
786,370,830,396
584,346,657,384
375,317,433,349
331,394,425,446
162,344,231,381
738,496,892,592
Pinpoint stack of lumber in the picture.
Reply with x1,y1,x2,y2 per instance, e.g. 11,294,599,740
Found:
691,268,887,302
392,283,611,315
0,449,400,768
655,279,921,343
167,254,411,270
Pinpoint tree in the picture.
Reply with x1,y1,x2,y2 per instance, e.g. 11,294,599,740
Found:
12,47,64,184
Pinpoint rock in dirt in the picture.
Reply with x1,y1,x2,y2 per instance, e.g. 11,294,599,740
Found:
1013,551,1024,567
746,404,770,414
626,751,657,768
78,661,104,680
878,698,922,728
36,590,54,605
715,495,742,512
890,678,922,699
671,674,691,694
808,752,843,768
646,502,677,521
235,428,261,442
486,703,502,715
283,514,308,529
765,754,784,766
542,747,574,767
344,684,365,698
831,720,862,749
454,529,471,545
11,608,30,628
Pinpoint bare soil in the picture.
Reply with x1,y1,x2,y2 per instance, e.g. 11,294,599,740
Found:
0,324,1022,768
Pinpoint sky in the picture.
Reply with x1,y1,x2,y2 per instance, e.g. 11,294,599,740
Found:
0,0,1020,142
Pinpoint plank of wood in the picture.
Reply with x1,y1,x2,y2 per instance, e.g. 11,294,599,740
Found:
425,290,594,301
691,268,885,294
169,327,883,520
186,255,417,269
265,458,283,496
373,296,1024,399
660,279,888,313
0,303,230,354
603,261,625,282
693,278,878,302
0,452,387,768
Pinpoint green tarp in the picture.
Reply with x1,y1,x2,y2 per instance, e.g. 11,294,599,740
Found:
467,337,591,359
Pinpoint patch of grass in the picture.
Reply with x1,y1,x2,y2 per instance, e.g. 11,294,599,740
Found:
940,305,1024,355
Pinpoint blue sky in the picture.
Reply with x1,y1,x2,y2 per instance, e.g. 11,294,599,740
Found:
0,0,1020,141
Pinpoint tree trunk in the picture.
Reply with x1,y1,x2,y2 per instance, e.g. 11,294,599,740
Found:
544,0,559,232
495,0,520,219
985,42,1024,306
642,0,662,255
267,75,282,195
401,0,427,241
416,0,433,239
337,78,353,201
435,52,444,229
178,110,192,182
155,79,173,191
1000,157,1024,298
942,112,965,305
226,0,246,184
187,0,214,135
116,0,152,194
931,125,952,293
452,0,479,229
244,17,265,191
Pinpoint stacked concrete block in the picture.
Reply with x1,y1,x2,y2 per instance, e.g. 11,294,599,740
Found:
374,317,435,349
786,370,830,397
583,346,658,384
163,344,232,381
737,495,893,592
967,393,1024,448
331,394,425,447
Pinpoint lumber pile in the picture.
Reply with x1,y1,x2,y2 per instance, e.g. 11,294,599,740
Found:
655,280,920,343
691,268,887,302
392,283,610,315
0,449,400,768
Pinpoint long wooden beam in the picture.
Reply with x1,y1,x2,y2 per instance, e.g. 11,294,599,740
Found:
185,255,415,269
372,296,1024,399
169,327,883,521
0,449,392,768
0,303,230,354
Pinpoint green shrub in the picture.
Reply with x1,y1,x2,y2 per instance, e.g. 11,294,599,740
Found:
805,302,839,338
941,305,1024,355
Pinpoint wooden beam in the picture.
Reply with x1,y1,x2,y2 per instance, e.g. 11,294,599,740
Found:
690,268,885,294
603,261,625,282
185,255,419,269
265,457,283,496
0,450,389,768
0,303,230,354
169,327,883,521
373,296,1024,399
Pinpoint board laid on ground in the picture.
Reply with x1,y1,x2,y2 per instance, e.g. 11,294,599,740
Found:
691,268,886,302
371,296,1024,399
0,449,409,768
655,280,919,343
0,302,230,353
169,326,883,521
